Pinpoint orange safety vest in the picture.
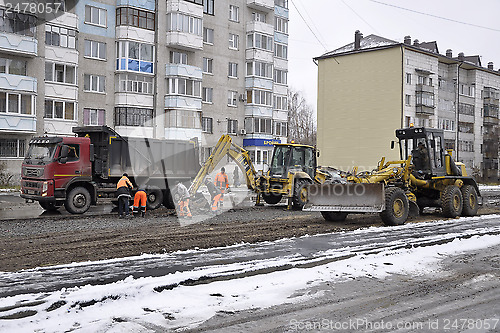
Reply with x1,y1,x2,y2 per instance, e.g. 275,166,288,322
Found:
214,172,229,189
117,176,133,189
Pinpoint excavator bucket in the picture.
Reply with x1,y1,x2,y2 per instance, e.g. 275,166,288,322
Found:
303,183,385,213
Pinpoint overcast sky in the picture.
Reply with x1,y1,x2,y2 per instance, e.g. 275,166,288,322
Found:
288,0,500,111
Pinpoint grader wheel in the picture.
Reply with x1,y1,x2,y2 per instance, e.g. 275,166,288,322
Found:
441,185,463,218
380,187,409,226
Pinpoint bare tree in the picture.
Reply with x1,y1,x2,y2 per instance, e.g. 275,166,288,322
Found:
287,88,317,146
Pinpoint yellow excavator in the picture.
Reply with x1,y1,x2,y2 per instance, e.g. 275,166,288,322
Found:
188,135,333,209
304,127,481,225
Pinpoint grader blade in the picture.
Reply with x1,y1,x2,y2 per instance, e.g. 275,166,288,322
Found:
303,183,385,213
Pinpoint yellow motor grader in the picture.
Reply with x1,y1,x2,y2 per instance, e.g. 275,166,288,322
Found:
304,127,481,226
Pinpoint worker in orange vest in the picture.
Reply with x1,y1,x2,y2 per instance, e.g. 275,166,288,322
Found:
214,167,229,206
205,177,221,214
116,173,133,218
133,185,147,217
174,180,192,218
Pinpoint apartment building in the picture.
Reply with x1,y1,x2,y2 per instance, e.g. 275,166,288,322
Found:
315,31,500,181
0,0,289,183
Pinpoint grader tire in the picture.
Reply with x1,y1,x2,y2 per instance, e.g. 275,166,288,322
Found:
292,179,311,210
321,211,348,222
441,185,463,218
380,187,409,226
461,184,478,216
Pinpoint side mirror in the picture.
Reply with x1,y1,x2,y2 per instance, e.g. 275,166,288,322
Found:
390,141,395,149
59,157,68,164
316,150,320,157
60,145,69,159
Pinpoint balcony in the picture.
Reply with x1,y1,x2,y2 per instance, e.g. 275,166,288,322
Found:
245,105,273,117
416,105,434,115
164,127,202,141
246,48,273,62
247,0,274,11
246,21,274,35
46,11,78,29
115,93,154,107
416,84,434,93
483,116,499,125
0,113,36,133
45,83,78,100
166,32,203,51
167,0,203,15
0,33,37,57
274,5,289,19
0,74,36,93
245,77,273,90
165,95,202,110
116,26,155,44
45,45,79,64
166,64,202,79
117,0,155,11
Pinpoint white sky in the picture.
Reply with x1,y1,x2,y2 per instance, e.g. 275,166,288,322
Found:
288,0,500,112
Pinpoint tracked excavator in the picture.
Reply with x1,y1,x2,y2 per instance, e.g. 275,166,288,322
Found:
304,127,481,226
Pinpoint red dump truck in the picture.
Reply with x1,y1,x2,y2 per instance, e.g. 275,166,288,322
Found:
20,126,200,214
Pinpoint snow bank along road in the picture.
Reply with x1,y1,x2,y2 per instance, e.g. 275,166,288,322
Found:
1,214,499,332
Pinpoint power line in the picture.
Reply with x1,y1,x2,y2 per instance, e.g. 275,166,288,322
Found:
370,0,500,32
294,0,329,50
289,0,329,52
341,0,380,34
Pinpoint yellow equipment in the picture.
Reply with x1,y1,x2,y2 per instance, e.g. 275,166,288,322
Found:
304,127,481,226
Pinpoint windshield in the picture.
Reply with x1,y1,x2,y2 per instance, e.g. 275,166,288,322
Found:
25,144,58,163
269,146,291,177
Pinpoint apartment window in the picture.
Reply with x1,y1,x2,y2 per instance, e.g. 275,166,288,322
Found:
0,139,25,158
85,5,107,27
83,108,105,126
245,117,272,134
275,0,288,8
246,89,272,106
204,0,214,15
202,87,213,103
273,95,287,110
227,119,238,134
165,109,201,128
116,41,154,74
166,13,202,36
459,121,474,134
247,33,273,51
252,12,266,23
247,61,273,79
459,140,474,152
458,103,475,116
115,107,153,126
44,99,75,120
116,73,153,94
45,24,77,49
228,91,238,106
275,17,288,34
202,116,213,133
84,40,106,60
406,73,411,84
229,5,239,22
428,78,433,86
416,91,434,108
0,9,36,37
0,92,34,115
84,74,106,93
274,43,288,59
228,62,238,78
274,122,287,136
116,7,155,30
274,69,287,84
45,62,76,84
438,119,455,131
170,50,187,65
203,27,214,44
203,57,213,74
166,78,201,97
418,76,426,85
405,94,411,106
229,33,239,49
0,57,27,76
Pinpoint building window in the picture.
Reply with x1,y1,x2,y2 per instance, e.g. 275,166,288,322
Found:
116,73,153,94
459,122,474,134
273,69,287,84
228,62,238,78
229,33,239,49
228,91,238,107
458,103,474,116
0,57,27,76
203,57,213,74
438,119,455,131
273,95,287,110
44,99,75,120
245,117,272,134
275,17,288,34
166,77,201,97
165,109,201,128
85,5,107,27
418,76,426,85
252,12,266,23
204,0,214,14
405,94,411,106
275,0,288,8
274,43,288,59
227,119,238,134
166,13,202,36
116,41,154,74
45,24,77,49
0,92,34,115
170,50,187,65
416,91,434,108
247,33,273,51
84,40,106,60
116,7,155,30
185,0,203,4
45,62,76,84
0,139,26,158
84,74,106,93
202,87,213,103
203,27,214,44
458,140,474,152
115,107,153,126
275,122,287,136
229,5,239,22
202,116,213,133
83,108,105,126
406,73,411,84
0,9,36,37
247,89,272,106
247,61,273,79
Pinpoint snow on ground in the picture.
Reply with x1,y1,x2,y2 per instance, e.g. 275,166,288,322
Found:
1,225,500,332
478,184,500,192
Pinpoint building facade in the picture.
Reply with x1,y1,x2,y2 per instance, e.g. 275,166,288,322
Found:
0,0,289,183
315,31,500,181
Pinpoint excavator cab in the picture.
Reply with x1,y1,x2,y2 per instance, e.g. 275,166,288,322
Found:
268,144,316,180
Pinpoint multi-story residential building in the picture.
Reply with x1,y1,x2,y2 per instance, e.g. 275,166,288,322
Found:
0,0,289,183
315,30,500,181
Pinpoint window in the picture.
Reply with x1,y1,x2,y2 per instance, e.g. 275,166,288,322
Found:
274,43,288,59
203,57,213,74
202,87,213,103
227,119,238,134
116,7,155,30
273,95,287,110
416,91,434,108
185,0,203,4
274,122,287,136
170,50,187,65
116,73,153,94
84,40,106,60
247,33,273,51
166,78,201,97
229,5,239,22
203,27,214,44
204,0,214,15
245,117,272,134
459,122,474,134
438,119,455,131
458,140,474,152
0,57,27,76
165,109,201,128
275,0,288,8
0,139,26,158
0,9,36,37
418,76,426,85
458,103,475,116
202,116,213,133
0,92,34,115
166,13,202,36
247,61,273,79
44,99,75,120
85,5,107,27
84,74,106,93
228,62,238,78
115,107,153,126
405,94,411,106
229,33,239,49
252,12,266,23
274,69,287,84
45,24,77,48
275,17,288,34
116,41,154,74
45,62,76,84
83,108,105,126
428,78,433,86
247,89,272,106
228,91,238,106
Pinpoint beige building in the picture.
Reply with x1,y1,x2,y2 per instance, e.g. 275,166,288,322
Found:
315,31,500,181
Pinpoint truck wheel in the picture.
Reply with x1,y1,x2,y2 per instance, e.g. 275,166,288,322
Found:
321,211,348,222
292,179,311,210
39,201,59,211
441,185,463,218
64,187,91,214
380,187,409,226
146,187,163,210
461,185,478,216
262,193,282,205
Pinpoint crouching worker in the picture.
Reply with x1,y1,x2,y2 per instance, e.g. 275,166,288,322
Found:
174,180,192,218
117,173,133,218
133,185,147,217
205,177,221,214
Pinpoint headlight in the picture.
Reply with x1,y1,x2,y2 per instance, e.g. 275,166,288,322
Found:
42,181,48,193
